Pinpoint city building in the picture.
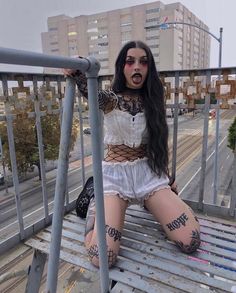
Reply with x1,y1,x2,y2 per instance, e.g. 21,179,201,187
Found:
41,1,210,75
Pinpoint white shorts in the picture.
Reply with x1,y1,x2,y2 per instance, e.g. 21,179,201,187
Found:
102,157,170,205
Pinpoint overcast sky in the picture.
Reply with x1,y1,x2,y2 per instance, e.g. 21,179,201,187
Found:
0,0,235,72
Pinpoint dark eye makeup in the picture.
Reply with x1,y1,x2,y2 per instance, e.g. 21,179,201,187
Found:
125,57,148,65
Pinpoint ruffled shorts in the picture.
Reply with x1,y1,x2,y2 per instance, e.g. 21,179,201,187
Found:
102,157,170,206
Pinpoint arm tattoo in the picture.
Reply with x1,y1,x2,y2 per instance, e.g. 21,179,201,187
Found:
175,229,201,254
98,91,118,112
74,70,117,112
105,225,122,242
84,199,95,237
166,213,189,231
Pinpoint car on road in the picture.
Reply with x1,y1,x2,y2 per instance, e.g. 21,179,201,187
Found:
83,127,91,135
209,109,216,119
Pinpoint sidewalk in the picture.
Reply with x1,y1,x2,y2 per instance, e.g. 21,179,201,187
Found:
0,155,93,204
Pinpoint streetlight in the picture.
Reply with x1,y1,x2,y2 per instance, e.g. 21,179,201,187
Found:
146,21,223,204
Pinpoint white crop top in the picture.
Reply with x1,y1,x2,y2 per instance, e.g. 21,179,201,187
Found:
104,109,148,148
73,70,148,147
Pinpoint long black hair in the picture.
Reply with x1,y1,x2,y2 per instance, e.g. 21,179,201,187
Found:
112,40,169,177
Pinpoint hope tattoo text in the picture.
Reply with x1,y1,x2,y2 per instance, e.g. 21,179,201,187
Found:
166,213,189,231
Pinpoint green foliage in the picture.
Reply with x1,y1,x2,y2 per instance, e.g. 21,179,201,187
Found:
228,116,236,152
0,100,79,176
195,93,217,105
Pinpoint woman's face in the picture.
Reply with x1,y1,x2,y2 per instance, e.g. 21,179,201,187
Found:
123,48,148,89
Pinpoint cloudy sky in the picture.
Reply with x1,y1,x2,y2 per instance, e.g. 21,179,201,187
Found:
0,0,235,72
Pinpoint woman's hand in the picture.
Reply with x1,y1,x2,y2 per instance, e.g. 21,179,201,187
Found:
62,68,77,77
169,177,178,195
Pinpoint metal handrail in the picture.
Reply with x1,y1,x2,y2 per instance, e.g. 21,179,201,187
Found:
0,47,110,293
0,54,236,291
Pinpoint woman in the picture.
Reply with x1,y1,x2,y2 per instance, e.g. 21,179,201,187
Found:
64,40,200,268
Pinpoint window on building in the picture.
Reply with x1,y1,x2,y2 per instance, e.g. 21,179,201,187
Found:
98,34,108,39
121,22,132,27
88,19,98,24
68,32,77,36
146,17,160,23
146,8,160,14
99,58,109,62
146,35,159,40
98,42,108,47
149,44,159,49
99,50,108,55
87,27,98,33
49,27,58,32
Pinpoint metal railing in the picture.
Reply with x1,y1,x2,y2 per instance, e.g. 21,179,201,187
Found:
0,47,110,293
0,47,236,292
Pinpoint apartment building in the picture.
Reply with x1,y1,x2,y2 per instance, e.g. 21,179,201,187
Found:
41,1,210,75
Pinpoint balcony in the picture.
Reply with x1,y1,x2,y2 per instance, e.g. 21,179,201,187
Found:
0,48,235,292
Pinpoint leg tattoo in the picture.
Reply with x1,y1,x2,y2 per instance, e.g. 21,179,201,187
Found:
107,249,118,266
87,244,99,261
166,213,189,231
87,244,117,267
84,198,96,237
105,225,122,242
175,229,201,254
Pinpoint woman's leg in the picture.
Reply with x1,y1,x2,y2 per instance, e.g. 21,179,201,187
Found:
144,188,201,253
84,194,128,267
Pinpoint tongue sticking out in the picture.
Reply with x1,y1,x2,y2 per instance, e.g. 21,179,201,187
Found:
132,74,142,84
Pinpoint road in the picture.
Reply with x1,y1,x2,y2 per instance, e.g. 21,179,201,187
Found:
178,109,235,204
0,109,235,241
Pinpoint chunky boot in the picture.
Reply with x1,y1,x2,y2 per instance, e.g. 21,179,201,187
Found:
76,176,94,218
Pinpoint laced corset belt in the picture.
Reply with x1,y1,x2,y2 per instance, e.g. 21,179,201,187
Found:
104,144,147,162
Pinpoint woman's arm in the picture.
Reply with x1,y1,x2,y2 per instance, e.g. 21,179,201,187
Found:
63,69,117,113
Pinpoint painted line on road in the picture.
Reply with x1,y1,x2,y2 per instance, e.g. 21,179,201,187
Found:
0,185,82,233
179,134,227,195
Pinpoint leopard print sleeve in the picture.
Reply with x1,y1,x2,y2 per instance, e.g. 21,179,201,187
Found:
73,70,117,113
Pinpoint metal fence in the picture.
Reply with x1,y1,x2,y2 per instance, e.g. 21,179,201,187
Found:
0,47,236,292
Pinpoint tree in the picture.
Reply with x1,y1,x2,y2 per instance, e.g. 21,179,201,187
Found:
227,116,236,152
0,99,79,180
227,116,236,215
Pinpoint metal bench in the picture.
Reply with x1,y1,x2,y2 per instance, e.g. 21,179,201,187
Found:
25,205,236,292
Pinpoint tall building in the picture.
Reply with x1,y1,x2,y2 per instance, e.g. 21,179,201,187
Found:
41,1,210,75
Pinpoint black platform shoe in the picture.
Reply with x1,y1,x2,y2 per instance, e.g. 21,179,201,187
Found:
76,176,94,218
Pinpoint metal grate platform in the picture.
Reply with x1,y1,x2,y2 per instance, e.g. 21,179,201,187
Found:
25,205,236,292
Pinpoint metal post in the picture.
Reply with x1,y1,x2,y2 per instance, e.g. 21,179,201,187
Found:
171,72,179,179
25,250,47,293
86,56,110,293
213,27,223,204
145,23,223,206
46,78,76,293
2,75,25,238
77,94,86,185
229,151,236,217
33,77,49,222
198,70,211,210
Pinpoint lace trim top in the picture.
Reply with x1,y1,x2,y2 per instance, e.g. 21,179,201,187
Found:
74,70,149,148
